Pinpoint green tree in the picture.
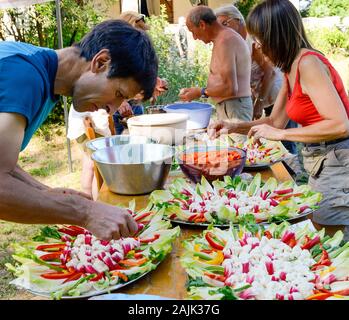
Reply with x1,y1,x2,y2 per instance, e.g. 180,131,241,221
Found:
0,0,113,47
146,6,211,106
234,0,260,18
309,0,349,17
0,0,116,124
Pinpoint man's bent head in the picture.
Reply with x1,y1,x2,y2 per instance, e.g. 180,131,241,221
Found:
72,20,158,113
186,6,217,44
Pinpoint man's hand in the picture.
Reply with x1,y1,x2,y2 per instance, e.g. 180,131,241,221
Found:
118,100,133,117
84,202,138,240
179,87,201,102
207,120,236,139
248,124,285,143
49,188,92,200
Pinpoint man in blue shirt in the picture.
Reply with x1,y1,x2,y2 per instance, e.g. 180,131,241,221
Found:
0,20,158,240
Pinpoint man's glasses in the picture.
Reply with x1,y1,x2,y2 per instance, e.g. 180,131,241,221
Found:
136,14,145,23
221,17,239,26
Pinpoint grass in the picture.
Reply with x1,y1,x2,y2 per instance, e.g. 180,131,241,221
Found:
0,124,82,300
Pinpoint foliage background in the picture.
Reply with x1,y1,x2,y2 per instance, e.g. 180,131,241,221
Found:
0,0,115,124
308,0,349,18
146,6,210,106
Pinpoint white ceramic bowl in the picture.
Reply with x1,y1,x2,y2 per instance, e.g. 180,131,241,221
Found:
127,113,188,145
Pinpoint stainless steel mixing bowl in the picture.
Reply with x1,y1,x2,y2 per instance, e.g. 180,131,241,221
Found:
85,135,155,156
91,144,174,195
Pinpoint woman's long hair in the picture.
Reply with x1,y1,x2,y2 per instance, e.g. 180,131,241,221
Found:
246,0,315,73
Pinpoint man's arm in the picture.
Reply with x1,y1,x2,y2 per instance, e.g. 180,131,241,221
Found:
0,112,138,240
13,165,50,190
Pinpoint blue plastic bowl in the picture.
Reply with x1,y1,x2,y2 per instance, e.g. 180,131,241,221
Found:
163,102,213,130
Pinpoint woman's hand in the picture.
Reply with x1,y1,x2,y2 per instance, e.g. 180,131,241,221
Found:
207,120,236,139
248,124,285,142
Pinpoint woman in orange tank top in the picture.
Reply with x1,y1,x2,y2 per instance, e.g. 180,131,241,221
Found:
208,0,349,239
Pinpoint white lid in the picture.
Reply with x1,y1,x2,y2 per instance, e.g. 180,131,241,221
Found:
127,113,188,126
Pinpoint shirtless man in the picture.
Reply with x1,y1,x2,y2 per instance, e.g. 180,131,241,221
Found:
179,6,252,122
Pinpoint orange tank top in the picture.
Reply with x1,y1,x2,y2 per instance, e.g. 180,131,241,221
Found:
285,51,349,127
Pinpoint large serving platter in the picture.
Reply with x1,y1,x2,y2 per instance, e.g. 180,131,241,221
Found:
181,221,349,300
150,174,322,228
7,205,180,300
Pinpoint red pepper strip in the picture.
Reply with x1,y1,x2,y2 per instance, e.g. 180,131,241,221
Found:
317,249,331,265
169,214,177,220
58,228,82,237
66,225,86,234
188,214,199,222
135,212,153,222
203,272,225,282
274,193,304,201
140,234,160,244
288,238,297,248
205,232,225,250
273,188,294,196
40,252,62,261
301,235,321,250
311,249,331,270
264,231,273,239
311,263,331,271
63,272,84,283
201,249,214,254
36,243,66,252
194,217,207,223
90,273,105,282
306,293,333,300
41,270,77,280
332,289,349,296
134,253,144,259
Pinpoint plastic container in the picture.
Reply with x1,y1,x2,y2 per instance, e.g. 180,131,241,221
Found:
163,102,213,130
127,113,188,145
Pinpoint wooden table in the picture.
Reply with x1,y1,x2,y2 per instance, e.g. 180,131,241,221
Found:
97,162,303,299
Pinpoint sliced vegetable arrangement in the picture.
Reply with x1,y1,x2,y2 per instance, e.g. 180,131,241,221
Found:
236,138,290,167
6,202,180,299
181,222,349,300
150,174,322,225
189,134,289,167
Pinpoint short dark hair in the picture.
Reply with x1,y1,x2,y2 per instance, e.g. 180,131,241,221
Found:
246,0,314,73
75,20,158,100
189,6,217,27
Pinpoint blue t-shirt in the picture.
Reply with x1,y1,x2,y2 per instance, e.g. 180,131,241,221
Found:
0,41,58,150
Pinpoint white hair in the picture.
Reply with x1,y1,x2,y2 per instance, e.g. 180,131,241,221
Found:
214,4,245,25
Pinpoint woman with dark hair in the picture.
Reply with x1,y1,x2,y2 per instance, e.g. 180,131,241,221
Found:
208,0,349,238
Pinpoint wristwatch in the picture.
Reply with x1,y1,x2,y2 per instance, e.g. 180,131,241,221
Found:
201,87,208,98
